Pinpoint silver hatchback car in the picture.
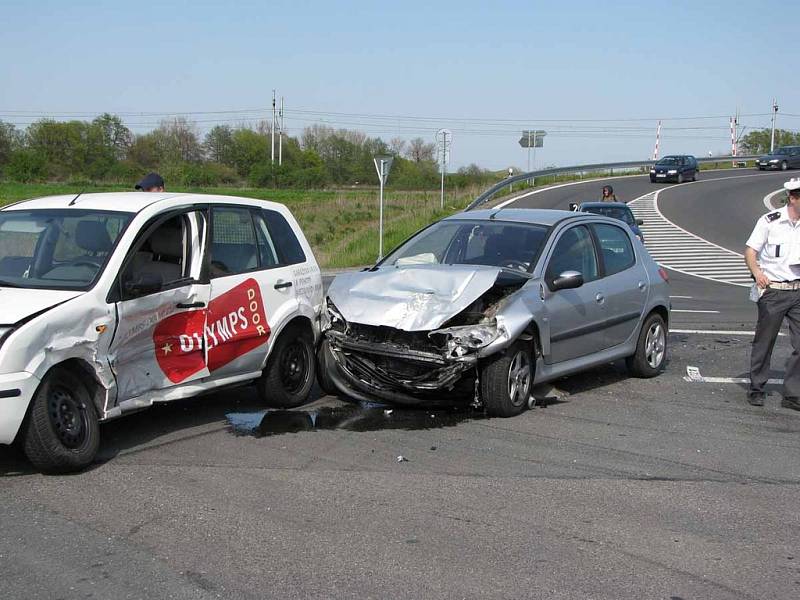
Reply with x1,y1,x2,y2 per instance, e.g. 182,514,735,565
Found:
319,208,670,417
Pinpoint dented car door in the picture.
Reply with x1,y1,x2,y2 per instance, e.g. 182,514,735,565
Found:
110,209,211,402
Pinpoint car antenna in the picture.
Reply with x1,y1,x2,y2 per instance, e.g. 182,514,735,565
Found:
68,190,84,206
489,209,502,220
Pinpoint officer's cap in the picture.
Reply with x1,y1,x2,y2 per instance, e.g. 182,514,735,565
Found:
784,177,800,193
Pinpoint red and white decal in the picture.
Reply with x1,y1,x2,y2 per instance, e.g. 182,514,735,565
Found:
152,278,271,383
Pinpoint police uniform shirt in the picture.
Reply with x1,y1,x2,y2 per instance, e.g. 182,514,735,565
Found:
746,206,800,281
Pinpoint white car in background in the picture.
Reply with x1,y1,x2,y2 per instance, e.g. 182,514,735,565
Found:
0,192,323,472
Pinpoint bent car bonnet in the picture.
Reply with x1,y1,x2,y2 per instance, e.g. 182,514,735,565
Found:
326,265,527,331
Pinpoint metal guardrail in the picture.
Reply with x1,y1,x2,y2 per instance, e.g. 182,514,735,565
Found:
464,155,759,211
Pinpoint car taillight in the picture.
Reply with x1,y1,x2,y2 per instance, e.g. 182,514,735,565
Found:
658,267,669,283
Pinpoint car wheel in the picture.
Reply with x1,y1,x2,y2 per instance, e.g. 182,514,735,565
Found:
781,161,788,171
257,324,316,408
650,177,656,183
677,173,684,184
315,339,339,396
691,171,697,182
22,368,100,473
479,341,533,417
626,313,667,378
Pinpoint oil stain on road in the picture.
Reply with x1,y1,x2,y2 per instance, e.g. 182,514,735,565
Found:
226,403,488,437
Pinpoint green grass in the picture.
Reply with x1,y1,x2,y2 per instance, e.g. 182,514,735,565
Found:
0,182,480,269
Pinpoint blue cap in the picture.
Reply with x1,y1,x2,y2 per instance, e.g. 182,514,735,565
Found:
135,172,165,191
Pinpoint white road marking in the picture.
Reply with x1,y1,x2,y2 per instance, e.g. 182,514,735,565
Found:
688,376,784,385
671,309,720,313
495,172,655,209
629,186,753,287
671,328,787,337
763,188,785,211
683,365,782,384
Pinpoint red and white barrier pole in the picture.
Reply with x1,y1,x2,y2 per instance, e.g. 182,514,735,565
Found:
652,120,661,160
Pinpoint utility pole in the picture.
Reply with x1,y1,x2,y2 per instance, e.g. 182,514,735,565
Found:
278,97,284,166
271,90,276,164
436,129,452,209
652,120,661,160
770,99,779,153
527,130,531,172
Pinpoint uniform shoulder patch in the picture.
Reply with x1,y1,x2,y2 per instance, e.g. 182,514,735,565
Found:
766,211,781,222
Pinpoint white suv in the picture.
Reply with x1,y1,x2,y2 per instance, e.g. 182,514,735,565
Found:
0,192,323,472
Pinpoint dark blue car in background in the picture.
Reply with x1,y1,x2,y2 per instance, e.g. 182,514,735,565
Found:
650,155,698,183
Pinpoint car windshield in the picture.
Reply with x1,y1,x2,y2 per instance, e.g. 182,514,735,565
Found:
582,206,635,225
771,147,790,155
0,209,132,290
382,219,550,272
656,157,680,165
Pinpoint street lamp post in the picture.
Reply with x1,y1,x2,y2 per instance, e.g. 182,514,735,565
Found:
373,155,394,261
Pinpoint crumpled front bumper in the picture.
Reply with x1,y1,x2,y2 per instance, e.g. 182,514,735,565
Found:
323,331,477,405
0,371,41,445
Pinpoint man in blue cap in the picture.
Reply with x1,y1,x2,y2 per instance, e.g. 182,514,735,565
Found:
135,172,165,192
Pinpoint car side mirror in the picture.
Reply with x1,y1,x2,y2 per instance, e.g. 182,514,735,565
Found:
636,219,644,226
550,270,584,291
125,273,163,297
568,203,578,212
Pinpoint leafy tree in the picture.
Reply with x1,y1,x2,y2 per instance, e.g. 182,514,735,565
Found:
91,113,132,160
740,128,800,154
6,149,47,182
230,128,269,177
0,121,23,167
204,125,235,164
152,117,203,163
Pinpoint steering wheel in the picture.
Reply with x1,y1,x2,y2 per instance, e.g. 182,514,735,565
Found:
501,259,529,271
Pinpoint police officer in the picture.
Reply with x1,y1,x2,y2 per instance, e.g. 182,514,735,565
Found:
134,172,165,192
744,177,800,409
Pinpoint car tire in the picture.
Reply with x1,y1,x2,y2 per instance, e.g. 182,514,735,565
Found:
315,339,339,397
691,171,697,182
650,177,656,183
479,341,533,417
22,368,100,473
626,312,667,378
677,173,684,184
257,324,316,408
781,161,788,171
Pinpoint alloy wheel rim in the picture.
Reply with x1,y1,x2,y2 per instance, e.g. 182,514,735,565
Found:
47,387,88,449
644,322,666,369
507,351,532,407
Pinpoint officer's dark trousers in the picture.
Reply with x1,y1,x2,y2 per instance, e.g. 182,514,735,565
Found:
750,288,800,398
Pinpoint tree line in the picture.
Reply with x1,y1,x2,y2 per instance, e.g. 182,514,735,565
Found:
739,129,800,155
0,114,499,190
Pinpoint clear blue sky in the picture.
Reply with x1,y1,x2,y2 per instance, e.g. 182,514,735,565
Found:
2,0,798,170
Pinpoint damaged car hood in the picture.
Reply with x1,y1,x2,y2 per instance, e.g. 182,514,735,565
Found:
327,265,527,331
0,287,83,325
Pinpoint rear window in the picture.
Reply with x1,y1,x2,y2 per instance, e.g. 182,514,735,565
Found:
260,209,306,266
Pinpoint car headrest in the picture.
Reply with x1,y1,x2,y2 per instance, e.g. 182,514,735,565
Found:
75,221,112,253
149,225,182,258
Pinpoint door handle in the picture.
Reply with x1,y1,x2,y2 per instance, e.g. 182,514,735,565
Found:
176,301,206,309
638,281,646,290
274,281,293,290
595,293,604,304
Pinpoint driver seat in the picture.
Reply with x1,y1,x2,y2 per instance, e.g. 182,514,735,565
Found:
75,221,113,256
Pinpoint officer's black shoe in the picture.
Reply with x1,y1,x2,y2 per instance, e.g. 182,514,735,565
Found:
781,397,800,411
747,392,766,406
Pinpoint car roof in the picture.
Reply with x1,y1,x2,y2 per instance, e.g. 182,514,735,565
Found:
579,202,631,210
2,192,288,213
446,208,589,226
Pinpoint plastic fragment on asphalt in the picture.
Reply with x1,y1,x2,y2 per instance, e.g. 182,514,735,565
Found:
396,455,408,462
384,409,393,416
684,366,704,382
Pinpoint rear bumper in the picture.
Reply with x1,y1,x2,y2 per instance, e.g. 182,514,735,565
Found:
0,371,40,445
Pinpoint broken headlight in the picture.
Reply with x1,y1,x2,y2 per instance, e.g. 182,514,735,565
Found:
322,297,346,332
432,321,500,357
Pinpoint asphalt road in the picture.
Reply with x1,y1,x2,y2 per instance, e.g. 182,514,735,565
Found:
2,171,799,600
